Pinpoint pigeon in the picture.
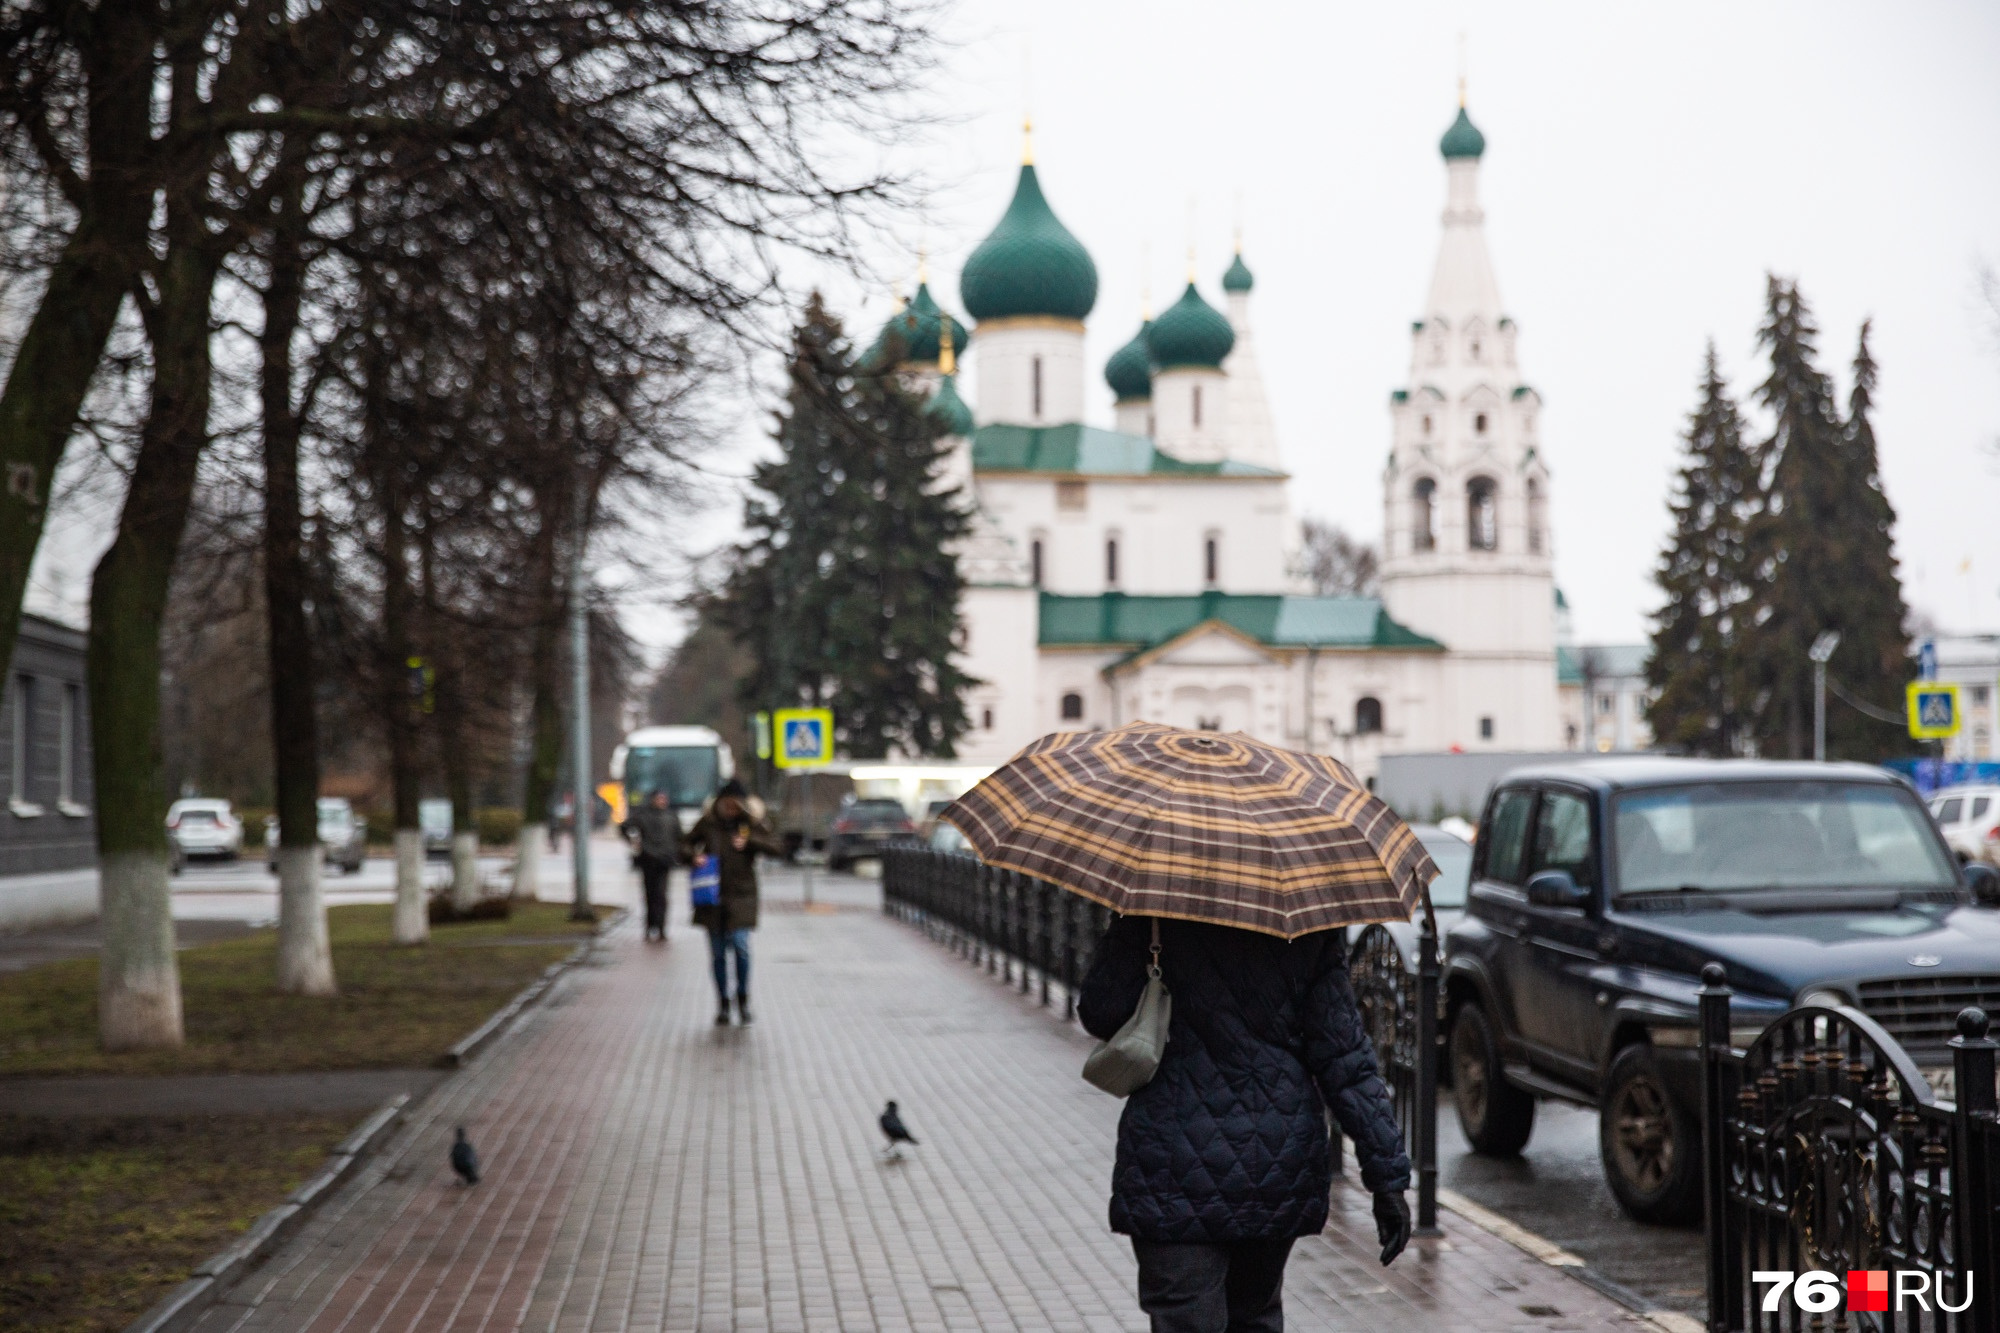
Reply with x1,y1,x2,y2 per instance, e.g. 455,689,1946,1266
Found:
879,1101,918,1158
450,1126,480,1185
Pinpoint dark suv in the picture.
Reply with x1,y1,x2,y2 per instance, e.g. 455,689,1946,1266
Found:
1445,757,2000,1224
824,798,915,871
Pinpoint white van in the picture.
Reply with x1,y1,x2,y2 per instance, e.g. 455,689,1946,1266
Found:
610,726,736,833
1927,785,2000,864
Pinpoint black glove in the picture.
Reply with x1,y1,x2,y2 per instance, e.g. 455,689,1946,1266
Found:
1373,1190,1412,1266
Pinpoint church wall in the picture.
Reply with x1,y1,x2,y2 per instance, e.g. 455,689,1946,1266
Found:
976,475,1292,596
971,321,1086,426
953,584,1041,765
1151,368,1230,463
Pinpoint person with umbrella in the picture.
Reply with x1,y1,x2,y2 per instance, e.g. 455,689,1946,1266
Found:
945,723,1428,1333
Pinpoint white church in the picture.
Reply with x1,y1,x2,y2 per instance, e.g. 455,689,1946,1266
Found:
876,100,1562,777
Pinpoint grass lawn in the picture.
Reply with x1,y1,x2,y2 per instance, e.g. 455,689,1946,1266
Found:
0,1113,351,1333
0,901,607,1077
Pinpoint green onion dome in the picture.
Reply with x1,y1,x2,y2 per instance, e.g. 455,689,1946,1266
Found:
960,164,1098,322
1145,283,1235,370
1440,106,1486,160
868,281,968,368
926,373,975,438
1221,252,1254,293
1104,320,1153,401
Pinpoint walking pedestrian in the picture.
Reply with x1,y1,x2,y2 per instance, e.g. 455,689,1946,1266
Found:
682,778,783,1026
620,789,680,943
1080,915,1413,1333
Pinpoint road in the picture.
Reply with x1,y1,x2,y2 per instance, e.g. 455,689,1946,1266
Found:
1435,1094,1705,1318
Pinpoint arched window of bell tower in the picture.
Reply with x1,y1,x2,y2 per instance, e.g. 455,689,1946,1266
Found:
1467,476,1499,552
1526,479,1545,555
1412,478,1437,553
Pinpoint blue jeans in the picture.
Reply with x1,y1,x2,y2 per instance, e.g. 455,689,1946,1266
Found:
707,926,751,1001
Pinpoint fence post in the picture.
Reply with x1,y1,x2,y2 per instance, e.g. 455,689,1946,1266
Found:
1950,1006,1997,1333
1037,882,1052,1006
1413,920,1441,1236
1698,962,1737,1333
1062,893,1078,1022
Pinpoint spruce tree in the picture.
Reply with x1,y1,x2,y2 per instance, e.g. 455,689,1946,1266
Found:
721,294,976,759
1743,279,1909,759
1646,346,1760,755
1826,321,1911,757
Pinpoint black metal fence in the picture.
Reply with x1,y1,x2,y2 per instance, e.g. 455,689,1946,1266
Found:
881,846,1113,1020
881,845,1441,1230
1349,921,1443,1234
1698,962,1998,1333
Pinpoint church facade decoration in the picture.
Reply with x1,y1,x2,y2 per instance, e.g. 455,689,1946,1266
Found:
881,104,1561,773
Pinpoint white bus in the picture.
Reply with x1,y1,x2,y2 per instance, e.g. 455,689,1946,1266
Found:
609,726,736,832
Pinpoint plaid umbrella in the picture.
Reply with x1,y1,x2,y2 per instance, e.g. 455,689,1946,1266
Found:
942,722,1437,940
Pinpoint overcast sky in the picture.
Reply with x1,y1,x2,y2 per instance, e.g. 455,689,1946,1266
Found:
665,0,2000,653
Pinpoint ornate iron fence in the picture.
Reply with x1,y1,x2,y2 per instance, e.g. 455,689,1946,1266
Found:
882,845,1441,1227
881,846,1113,1020
1348,921,1443,1234
1699,962,1999,1333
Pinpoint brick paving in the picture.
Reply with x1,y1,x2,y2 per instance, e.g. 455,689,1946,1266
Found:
190,867,1661,1333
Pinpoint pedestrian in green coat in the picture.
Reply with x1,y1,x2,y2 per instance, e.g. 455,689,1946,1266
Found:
681,779,783,1025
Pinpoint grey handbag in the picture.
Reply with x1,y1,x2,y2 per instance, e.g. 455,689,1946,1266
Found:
1082,918,1171,1097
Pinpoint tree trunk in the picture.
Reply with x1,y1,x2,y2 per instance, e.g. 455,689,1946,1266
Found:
262,206,334,995
0,4,156,681
91,234,222,1052
381,501,428,944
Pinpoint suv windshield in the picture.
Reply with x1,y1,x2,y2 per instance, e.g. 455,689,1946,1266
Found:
844,799,908,825
1613,781,1956,893
624,746,720,808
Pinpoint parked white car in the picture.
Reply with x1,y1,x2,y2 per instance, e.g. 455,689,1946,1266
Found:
265,797,368,874
1927,785,2000,864
167,798,243,872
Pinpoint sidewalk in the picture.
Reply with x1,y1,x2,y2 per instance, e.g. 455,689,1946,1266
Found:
189,867,1662,1333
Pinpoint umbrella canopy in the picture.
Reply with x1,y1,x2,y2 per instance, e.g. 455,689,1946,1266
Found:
942,722,1437,940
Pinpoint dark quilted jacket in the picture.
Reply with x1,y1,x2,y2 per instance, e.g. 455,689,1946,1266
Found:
1078,915,1411,1242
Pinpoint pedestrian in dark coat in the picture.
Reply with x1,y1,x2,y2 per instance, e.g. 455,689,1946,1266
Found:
681,778,783,1025
1080,914,1412,1333
620,789,680,942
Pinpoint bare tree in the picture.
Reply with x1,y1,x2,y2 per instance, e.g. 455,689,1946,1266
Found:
1294,518,1381,598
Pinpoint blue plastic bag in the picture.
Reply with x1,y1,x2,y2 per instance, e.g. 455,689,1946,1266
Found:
689,856,720,908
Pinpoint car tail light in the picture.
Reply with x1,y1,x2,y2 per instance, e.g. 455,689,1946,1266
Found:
167,816,180,829
897,820,915,833
1989,825,2000,841
831,818,854,834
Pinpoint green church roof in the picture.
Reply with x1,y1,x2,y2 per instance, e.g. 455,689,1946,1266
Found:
927,374,975,437
972,423,1281,478
867,281,967,368
1039,592,1444,655
1146,282,1235,370
1440,106,1486,160
1221,252,1254,293
960,164,1098,322
1104,320,1153,401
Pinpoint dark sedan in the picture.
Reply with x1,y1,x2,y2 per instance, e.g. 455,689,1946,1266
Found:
824,797,916,871
1443,757,2000,1225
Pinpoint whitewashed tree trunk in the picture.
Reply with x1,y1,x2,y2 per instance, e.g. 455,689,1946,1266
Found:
450,831,480,912
98,851,183,1049
393,829,428,943
512,822,546,900
274,845,336,994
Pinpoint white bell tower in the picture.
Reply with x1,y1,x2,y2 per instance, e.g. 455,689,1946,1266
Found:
1377,97,1559,750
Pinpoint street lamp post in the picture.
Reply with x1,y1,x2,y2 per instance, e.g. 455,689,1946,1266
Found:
1809,630,1842,762
568,469,593,922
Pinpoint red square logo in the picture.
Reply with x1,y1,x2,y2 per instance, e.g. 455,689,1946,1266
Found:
1848,1270,1889,1313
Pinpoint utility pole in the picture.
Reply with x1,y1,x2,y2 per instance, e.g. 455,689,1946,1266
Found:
568,467,593,921
1809,631,1841,763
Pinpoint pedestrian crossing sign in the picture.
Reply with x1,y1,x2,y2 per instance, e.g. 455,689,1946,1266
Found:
1907,682,1962,740
772,708,835,769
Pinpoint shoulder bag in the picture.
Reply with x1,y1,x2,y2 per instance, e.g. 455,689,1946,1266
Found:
1082,918,1171,1097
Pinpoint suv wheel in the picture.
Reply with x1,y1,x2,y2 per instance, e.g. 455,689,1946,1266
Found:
1450,1003,1535,1155
1599,1044,1701,1224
